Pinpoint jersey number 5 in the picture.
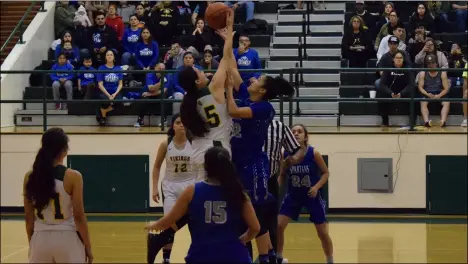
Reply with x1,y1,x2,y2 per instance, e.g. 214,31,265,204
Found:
204,201,227,224
204,105,221,128
36,192,64,220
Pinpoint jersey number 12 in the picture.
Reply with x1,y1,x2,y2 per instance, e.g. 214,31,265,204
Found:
36,192,64,220
204,201,227,224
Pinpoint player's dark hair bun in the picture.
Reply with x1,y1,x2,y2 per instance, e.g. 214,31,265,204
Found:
263,76,295,100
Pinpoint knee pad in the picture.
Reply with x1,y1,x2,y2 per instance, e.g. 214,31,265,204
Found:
167,234,175,244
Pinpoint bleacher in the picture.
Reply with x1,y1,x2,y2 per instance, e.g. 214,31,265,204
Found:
340,2,467,126
14,1,279,127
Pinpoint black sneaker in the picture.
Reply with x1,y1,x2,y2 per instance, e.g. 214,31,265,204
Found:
147,232,169,264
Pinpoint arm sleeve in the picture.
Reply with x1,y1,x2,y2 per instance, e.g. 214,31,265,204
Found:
148,42,160,68
379,71,393,95
50,65,59,81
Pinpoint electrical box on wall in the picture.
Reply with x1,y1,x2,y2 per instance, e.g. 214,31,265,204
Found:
357,158,393,193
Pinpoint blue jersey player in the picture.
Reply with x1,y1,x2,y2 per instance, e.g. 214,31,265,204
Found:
276,124,334,264
145,146,260,263
223,61,294,263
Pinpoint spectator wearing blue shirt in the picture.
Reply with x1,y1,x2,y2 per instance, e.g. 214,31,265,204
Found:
78,57,97,99
121,15,143,66
233,34,262,86
50,53,75,110
96,50,124,126
55,31,81,67
134,63,169,127
135,27,159,70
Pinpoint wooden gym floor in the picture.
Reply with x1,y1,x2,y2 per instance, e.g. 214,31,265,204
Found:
1,125,467,134
1,215,466,263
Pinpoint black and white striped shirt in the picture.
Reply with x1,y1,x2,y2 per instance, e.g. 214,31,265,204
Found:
263,120,301,177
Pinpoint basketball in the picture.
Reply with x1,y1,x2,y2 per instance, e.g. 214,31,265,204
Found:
205,2,230,30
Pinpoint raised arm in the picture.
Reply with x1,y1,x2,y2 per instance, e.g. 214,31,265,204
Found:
209,9,235,92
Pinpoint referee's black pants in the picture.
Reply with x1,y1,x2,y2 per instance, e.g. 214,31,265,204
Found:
268,173,280,252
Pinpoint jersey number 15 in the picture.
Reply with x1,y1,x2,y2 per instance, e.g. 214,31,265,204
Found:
204,201,227,224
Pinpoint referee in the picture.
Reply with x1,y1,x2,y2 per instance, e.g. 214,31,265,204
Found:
266,120,305,260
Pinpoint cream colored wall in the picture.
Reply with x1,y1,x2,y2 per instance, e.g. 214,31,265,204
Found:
1,133,467,208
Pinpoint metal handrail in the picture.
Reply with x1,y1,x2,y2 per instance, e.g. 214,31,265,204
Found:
1,68,466,132
0,1,37,55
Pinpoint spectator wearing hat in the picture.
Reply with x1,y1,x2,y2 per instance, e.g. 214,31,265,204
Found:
414,38,448,68
377,26,406,63
376,50,415,126
418,54,451,127
354,1,375,34
341,15,373,67
375,35,411,90
199,45,220,80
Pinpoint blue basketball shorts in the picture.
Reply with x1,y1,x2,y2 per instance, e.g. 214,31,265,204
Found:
279,192,327,224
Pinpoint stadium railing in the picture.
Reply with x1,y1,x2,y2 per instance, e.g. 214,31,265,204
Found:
0,68,466,132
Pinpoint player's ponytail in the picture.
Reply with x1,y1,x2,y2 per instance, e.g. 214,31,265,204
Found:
263,76,295,100
179,66,209,137
204,147,247,214
167,113,181,139
25,128,69,211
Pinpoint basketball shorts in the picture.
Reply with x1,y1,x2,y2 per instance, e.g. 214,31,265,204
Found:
237,155,271,204
185,240,251,263
29,231,85,263
191,138,231,182
162,178,195,214
279,192,327,224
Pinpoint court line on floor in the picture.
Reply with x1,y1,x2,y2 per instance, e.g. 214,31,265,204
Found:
1,246,28,262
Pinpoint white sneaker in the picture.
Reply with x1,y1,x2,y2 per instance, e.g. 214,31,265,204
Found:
461,119,467,127
282,258,289,264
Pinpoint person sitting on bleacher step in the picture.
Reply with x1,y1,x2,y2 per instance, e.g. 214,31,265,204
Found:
377,24,406,63
50,54,75,111
121,14,142,66
78,57,97,99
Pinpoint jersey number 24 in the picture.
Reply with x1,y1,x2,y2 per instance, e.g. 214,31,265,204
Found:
204,201,227,224
204,105,221,128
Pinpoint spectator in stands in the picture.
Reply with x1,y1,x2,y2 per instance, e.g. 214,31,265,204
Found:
172,52,203,95
225,1,255,22
78,57,97,99
341,16,373,68
164,41,186,69
121,15,143,66
452,1,468,32
106,4,125,41
375,36,412,91
414,38,448,68
135,4,149,26
117,1,135,22
462,64,467,127
51,53,75,110
377,50,414,126
448,43,466,88
375,11,406,51
190,2,209,26
134,27,159,83
377,24,406,63
54,1,78,39
134,63,169,127
354,0,374,34
409,3,434,34
426,1,452,33
86,1,109,26
191,18,212,54
148,1,180,47
199,45,220,78
418,54,450,127
62,41,80,67
89,11,120,66
375,2,394,37
96,50,124,126
234,34,262,85
55,31,80,65
407,25,428,62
